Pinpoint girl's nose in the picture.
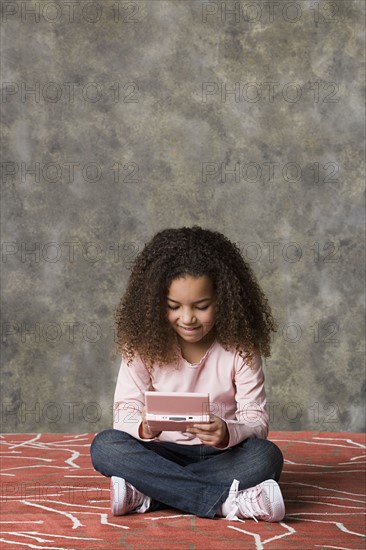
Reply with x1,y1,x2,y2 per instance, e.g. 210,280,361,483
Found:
181,308,196,324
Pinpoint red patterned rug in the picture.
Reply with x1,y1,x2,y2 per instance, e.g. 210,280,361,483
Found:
1,431,365,549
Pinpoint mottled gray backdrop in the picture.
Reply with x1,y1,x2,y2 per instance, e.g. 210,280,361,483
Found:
1,0,365,433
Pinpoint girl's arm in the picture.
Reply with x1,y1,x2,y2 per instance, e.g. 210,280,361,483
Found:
139,405,162,439
113,355,160,442
223,352,269,448
187,352,269,450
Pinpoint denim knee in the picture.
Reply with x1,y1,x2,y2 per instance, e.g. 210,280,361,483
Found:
90,428,130,472
257,438,284,480
241,437,284,481
90,429,112,471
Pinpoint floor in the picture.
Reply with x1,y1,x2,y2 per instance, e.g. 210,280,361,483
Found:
1,431,365,549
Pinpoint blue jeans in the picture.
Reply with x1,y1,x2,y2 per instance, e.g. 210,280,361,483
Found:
90,429,284,519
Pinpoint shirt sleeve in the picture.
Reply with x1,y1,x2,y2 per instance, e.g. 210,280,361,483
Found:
113,355,159,442
214,352,269,450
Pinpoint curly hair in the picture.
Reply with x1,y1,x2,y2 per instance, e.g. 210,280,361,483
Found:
113,226,277,373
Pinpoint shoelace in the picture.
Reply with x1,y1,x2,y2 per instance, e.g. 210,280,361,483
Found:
126,483,142,508
126,482,150,513
225,479,259,523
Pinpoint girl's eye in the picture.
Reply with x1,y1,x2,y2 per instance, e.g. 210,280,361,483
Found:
167,304,209,311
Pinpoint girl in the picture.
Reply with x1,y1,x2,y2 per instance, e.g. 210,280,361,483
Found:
90,226,285,522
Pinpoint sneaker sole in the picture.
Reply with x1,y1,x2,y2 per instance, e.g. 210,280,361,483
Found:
262,480,285,522
110,476,128,516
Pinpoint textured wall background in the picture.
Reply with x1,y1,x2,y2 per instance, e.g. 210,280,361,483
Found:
1,0,365,433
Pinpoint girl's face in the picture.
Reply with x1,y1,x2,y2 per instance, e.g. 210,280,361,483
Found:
166,275,217,346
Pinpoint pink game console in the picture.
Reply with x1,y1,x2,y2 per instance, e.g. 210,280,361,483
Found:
145,391,211,432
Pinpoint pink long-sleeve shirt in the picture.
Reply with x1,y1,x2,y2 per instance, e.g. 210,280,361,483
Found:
113,339,269,450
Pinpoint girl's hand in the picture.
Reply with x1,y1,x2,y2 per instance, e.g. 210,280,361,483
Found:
187,414,229,447
139,406,162,439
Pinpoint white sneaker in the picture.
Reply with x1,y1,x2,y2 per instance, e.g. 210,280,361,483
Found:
222,479,285,522
110,476,151,516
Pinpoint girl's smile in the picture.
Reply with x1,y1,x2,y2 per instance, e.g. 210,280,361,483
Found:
166,275,217,347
